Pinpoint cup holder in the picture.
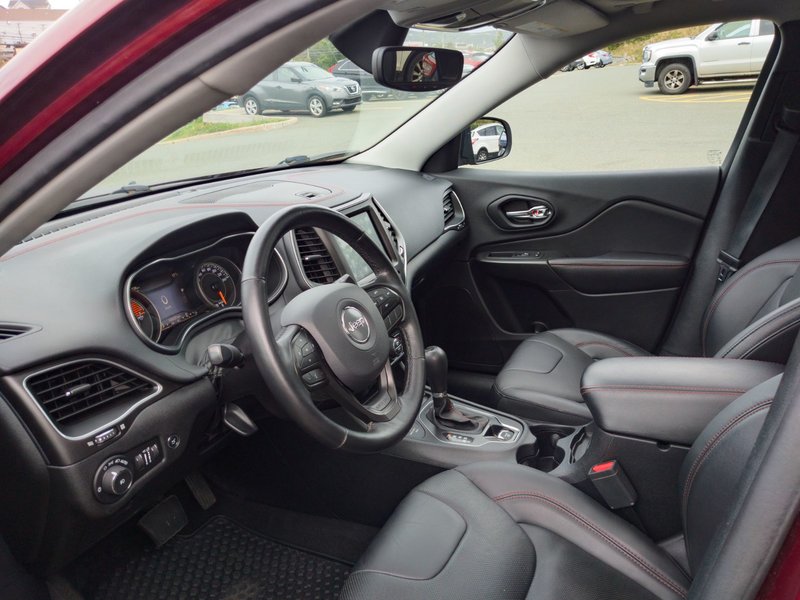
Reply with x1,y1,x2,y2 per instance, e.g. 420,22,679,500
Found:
516,425,574,473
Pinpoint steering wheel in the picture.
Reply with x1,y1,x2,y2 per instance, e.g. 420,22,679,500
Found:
241,205,425,452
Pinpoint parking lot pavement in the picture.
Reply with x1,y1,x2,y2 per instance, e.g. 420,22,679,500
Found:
91,65,754,195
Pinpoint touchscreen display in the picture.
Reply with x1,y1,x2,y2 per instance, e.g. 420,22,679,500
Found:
333,211,386,282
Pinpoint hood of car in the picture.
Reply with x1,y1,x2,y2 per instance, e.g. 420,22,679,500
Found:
644,37,695,53
318,77,359,88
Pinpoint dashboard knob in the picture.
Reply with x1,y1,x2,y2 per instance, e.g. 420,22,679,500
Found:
101,465,133,496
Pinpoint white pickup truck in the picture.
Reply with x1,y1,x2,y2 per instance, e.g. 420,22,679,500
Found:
639,20,774,94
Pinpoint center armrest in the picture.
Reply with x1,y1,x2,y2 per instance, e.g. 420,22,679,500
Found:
581,357,783,445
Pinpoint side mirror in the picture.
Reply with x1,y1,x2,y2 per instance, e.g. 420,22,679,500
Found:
706,31,719,41
461,117,511,165
372,47,464,92
291,77,303,83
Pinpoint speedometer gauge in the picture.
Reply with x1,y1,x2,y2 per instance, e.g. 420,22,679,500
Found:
195,258,239,308
129,291,161,341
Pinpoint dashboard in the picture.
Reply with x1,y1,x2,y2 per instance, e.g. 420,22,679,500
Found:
0,163,466,572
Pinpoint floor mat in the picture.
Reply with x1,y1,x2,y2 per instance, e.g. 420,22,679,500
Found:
71,516,350,600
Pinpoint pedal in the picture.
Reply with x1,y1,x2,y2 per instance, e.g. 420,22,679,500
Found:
185,470,217,510
138,495,188,547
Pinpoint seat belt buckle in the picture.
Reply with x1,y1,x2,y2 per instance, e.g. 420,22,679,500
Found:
588,460,637,510
716,250,741,283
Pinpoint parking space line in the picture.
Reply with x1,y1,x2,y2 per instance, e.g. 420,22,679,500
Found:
640,91,751,104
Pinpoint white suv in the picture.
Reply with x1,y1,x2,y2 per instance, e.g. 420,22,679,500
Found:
471,123,503,162
639,20,774,94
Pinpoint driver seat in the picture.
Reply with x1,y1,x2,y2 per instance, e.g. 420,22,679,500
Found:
339,375,781,600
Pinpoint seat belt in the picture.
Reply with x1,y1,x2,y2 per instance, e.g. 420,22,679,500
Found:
717,106,800,284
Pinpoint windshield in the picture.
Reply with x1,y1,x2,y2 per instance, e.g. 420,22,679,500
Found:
78,28,512,198
294,63,334,81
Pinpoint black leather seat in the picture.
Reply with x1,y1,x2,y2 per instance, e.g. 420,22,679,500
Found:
340,375,781,600
494,237,800,423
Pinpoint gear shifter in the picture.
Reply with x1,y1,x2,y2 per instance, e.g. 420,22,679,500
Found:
425,346,487,432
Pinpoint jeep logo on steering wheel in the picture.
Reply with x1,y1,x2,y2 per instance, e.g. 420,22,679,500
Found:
341,306,371,345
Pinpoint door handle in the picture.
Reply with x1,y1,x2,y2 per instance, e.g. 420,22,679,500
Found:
738,41,751,45
505,206,552,221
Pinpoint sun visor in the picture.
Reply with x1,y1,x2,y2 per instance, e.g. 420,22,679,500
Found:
500,0,609,37
329,11,408,73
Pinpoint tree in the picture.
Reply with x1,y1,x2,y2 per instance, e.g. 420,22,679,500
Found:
293,38,344,69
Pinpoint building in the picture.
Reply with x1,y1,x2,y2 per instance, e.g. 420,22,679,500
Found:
1,6,66,47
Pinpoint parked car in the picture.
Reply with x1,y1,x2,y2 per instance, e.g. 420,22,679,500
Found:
582,50,613,68
462,50,493,69
639,19,774,94
561,50,612,71
329,58,399,101
239,61,361,117
471,122,504,162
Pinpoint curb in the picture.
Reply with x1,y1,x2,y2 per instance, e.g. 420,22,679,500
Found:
159,117,297,144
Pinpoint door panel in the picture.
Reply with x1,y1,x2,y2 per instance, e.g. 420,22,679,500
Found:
416,168,720,371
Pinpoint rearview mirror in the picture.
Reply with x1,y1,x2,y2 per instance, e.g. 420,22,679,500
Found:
461,117,511,165
372,47,464,92
706,31,719,41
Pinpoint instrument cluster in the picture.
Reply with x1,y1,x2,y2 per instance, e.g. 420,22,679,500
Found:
126,233,286,349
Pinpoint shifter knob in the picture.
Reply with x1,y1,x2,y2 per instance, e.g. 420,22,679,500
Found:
425,346,448,397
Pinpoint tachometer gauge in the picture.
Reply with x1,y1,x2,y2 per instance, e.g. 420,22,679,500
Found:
129,291,162,341
195,258,239,308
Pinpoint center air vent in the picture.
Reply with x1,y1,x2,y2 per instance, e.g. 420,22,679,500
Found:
294,228,340,284
375,208,399,250
26,360,158,428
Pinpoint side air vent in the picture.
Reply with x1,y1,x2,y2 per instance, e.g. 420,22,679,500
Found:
26,360,158,427
294,228,340,284
443,192,456,224
0,323,34,341
442,190,466,232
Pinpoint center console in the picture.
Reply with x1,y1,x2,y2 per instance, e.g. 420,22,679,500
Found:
390,348,784,542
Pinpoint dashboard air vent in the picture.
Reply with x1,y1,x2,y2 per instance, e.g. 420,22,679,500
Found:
0,323,34,341
295,228,340,284
26,361,157,426
375,209,399,250
443,192,456,224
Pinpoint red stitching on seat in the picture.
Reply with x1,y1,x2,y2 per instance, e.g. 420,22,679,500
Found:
553,263,688,269
681,398,773,518
492,491,687,598
580,385,747,395
702,260,800,356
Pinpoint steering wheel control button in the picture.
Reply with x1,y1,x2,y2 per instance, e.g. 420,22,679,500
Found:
301,368,326,387
341,305,371,345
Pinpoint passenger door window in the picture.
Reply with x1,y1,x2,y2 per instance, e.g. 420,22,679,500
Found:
475,24,770,173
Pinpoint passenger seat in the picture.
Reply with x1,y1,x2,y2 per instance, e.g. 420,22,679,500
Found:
493,237,800,423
